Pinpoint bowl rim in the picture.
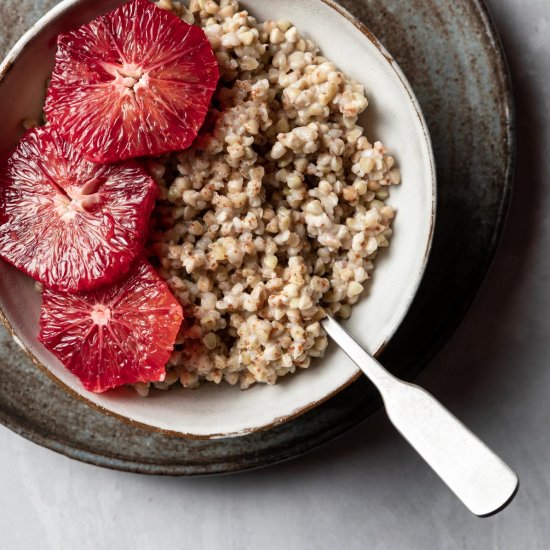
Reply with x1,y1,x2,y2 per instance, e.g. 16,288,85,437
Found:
0,0,437,439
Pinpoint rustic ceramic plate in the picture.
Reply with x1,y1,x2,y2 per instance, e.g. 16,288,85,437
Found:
0,0,435,437
0,0,513,473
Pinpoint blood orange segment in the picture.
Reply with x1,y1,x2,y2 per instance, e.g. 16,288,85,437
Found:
39,258,184,393
0,126,158,292
44,0,220,163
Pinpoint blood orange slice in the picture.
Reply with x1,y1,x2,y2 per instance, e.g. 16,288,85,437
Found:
44,0,219,163
39,258,184,393
0,126,158,292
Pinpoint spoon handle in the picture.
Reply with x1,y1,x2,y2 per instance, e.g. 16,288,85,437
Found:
322,315,519,516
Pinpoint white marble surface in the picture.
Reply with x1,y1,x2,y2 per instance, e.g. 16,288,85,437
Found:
1,0,549,548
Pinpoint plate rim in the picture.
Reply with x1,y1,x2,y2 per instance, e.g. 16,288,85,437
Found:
0,0,514,474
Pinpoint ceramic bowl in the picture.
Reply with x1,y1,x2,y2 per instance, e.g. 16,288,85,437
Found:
0,0,436,438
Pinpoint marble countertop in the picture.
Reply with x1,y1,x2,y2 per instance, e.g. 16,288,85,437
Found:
1,0,549,548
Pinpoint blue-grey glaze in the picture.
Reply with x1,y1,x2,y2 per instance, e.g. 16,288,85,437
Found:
0,0,514,475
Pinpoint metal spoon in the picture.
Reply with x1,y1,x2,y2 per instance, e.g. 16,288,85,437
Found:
322,314,519,516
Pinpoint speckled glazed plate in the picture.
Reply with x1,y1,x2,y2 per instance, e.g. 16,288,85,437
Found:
0,0,513,473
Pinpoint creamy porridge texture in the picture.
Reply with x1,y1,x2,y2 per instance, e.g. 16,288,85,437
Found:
144,0,400,394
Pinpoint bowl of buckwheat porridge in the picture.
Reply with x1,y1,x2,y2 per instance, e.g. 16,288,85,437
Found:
0,0,435,437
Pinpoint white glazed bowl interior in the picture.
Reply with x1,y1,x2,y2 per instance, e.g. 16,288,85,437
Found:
0,0,435,438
